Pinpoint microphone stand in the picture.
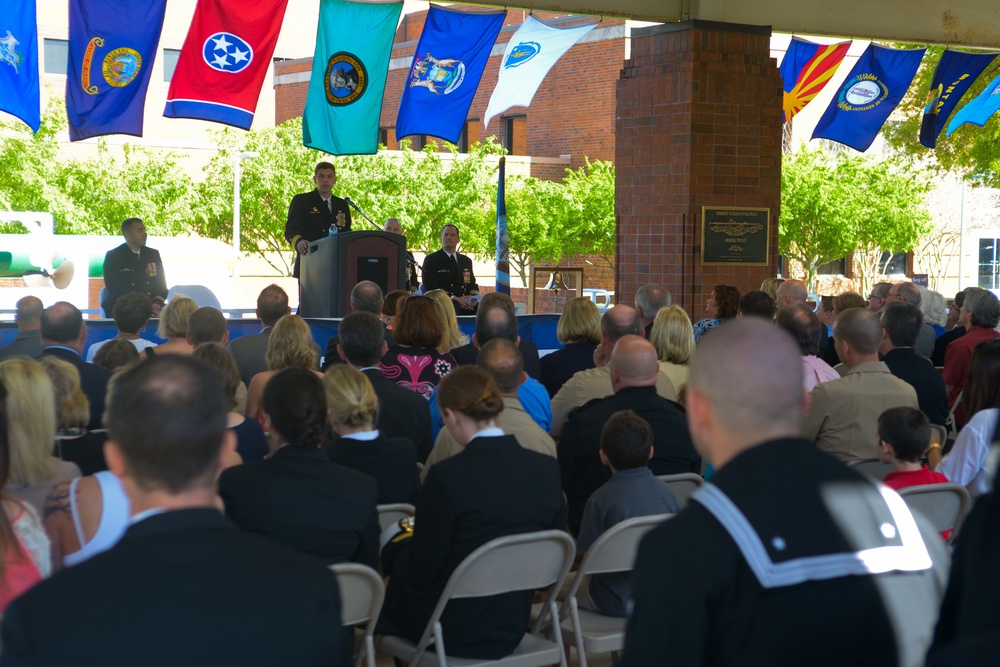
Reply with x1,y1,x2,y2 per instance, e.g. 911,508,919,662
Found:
344,198,382,231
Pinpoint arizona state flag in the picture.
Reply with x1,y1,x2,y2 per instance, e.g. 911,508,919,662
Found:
165,0,289,129
919,49,997,148
781,38,850,123
66,0,167,141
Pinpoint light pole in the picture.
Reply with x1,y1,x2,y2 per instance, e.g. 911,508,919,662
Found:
232,150,260,279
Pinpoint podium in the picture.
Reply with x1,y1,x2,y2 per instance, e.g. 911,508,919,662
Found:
299,231,406,318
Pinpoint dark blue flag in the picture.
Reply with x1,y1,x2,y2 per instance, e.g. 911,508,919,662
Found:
920,50,996,148
395,5,506,144
496,156,510,295
0,0,40,132
67,0,167,141
812,44,925,152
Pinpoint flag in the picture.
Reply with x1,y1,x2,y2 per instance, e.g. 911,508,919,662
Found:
165,0,289,130
947,72,1000,136
780,37,850,124
396,5,506,144
0,0,40,132
496,156,510,295
920,49,997,147
66,0,167,141
812,44,925,152
483,16,596,129
303,0,402,156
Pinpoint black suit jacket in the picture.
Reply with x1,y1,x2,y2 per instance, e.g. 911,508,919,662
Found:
386,435,566,659
101,243,168,315
882,347,949,426
328,434,420,504
219,445,379,569
932,326,965,367
450,340,542,380
321,325,396,372
559,385,700,535
539,341,596,397
0,331,42,361
285,189,352,278
41,347,112,431
362,368,434,463
0,509,346,667
421,249,478,313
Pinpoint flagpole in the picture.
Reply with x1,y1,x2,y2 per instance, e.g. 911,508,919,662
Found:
495,156,510,295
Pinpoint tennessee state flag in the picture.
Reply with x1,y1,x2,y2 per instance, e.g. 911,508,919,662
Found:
781,37,851,123
165,0,289,129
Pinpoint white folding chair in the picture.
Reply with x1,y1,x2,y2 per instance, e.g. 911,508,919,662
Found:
847,459,896,481
378,530,577,667
559,514,673,667
377,503,416,533
655,473,703,509
330,563,385,667
898,483,971,545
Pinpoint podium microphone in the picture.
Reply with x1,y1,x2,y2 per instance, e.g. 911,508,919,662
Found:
344,197,381,231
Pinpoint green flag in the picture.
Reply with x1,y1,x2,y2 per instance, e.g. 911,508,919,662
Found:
303,0,402,155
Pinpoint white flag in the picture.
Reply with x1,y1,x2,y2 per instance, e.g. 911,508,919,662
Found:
483,16,597,129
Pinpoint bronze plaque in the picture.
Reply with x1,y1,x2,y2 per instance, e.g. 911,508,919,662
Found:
701,207,770,266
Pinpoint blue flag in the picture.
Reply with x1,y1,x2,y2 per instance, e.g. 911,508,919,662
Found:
303,0,402,155
496,156,510,295
947,72,1000,137
920,50,996,148
66,0,167,141
0,0,40,132
395,5,506,144
812,44,925,152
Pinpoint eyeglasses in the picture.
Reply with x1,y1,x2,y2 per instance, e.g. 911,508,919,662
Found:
868,294,885,300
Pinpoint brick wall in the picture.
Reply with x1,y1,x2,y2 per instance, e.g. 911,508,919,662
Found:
615,21,782,318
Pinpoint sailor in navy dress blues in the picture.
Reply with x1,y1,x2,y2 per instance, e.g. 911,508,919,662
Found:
285,161,352,278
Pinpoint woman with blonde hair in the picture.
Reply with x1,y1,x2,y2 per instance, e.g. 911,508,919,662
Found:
540,297,601,397
760,277,785,301
323,365,418,504
425,289,469,353
650,305,696,392
140,296,198,359
0,358,80,515
39,356,108,476
244,315,322,422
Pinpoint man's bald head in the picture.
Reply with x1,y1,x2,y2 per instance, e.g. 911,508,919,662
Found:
601,305,642,344
609,335,660,390
15,296,43,331
775,279,807,306
477,338,524,394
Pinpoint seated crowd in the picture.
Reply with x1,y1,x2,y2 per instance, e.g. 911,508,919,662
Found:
0,275,995,666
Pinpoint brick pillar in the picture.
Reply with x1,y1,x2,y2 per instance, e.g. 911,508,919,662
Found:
615,21,782,318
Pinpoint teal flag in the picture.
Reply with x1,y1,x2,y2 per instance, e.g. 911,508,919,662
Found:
303,0,402,155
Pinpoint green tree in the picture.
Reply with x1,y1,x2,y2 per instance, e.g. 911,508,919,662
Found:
561,158,616,269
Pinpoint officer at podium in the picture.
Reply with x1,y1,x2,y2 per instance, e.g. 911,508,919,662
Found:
285,161,352,278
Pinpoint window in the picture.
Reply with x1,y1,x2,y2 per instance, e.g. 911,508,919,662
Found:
879,251,908,276
504,116,526,155
43,39,68,75
817,257,848,276
379,127,397,150
162,49,181,82
411,135,427,150
458,121,481,153
979,238,1000,290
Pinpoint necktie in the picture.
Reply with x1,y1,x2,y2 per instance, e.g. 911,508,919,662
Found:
451,254,459,269
327,198,333,214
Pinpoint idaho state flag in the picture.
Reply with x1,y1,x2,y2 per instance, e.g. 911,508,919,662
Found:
395,5,506,144
812,44,925,152
0,0,40,132
781,37,850,123
165,0,289,129
919,49,997,148
66,0,167,141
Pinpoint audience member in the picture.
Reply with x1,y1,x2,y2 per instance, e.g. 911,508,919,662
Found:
40,302,111,431
85,292,154,362
324,365,419,505
802,308,917,461
381,366,565,660
0,297,43,361
945,292,963,331
185,307,229,347
738,289,776,320
938,340,1000,499
576,410,678,617
244,315,322,421
334,312,433,462
879,302,948,428
635,284,670,339
823,292,868,366
220,367,379,568
877,407,947,491
322,281,395,371
693,284,739,343
191,343,268,463
40,356,108,476
379,295,456,399
774,279,807,310
776,304,839,393
759,277,785,301
450,292,542,378
887,282,934,359
648,305,695,399
621,318,948,667
868,281,892,312
920,288,949,338
817,295,836,336
423,339,556,479
550,305,676,437
140,296,198,359
0,355,347,665
92,338,140,371
228,284,292,385
540,297,600,397
560,336,697,535
943,287,1000,427
426,289,469,353
381,290,409,329
933,287,974,366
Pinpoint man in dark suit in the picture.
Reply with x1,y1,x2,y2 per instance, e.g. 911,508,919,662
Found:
229,285,291,384
449,291,541,379
559,335,698,535
322,281,395,371
0,296,42,360
880,302,949,428
0,356,347,667
335,311,433,462
421,224,479,315
40,302,112,431
101,217,168,317
285,161,352,279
